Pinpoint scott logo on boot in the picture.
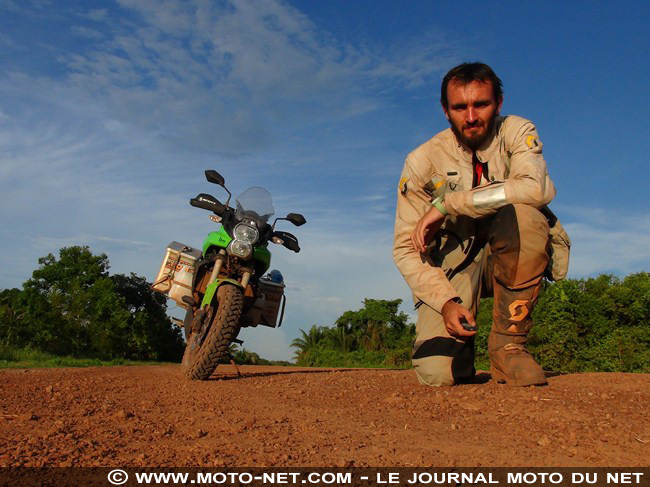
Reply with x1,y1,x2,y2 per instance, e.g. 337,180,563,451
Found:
508,300,529,322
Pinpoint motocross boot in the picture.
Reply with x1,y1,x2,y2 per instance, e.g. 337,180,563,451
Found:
486,204,550,386
488,279,547,386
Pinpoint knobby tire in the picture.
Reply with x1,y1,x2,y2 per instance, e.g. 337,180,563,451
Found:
182,284,243,380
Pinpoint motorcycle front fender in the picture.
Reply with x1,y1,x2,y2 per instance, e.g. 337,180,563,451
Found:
200,278,244,308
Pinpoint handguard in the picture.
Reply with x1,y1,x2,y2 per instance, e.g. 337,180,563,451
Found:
190,193,225,214
273,231,301,253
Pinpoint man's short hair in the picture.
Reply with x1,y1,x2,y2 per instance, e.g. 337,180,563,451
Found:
440,62,503,109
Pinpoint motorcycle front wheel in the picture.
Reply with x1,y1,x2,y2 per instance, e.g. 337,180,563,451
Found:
181,284,243,380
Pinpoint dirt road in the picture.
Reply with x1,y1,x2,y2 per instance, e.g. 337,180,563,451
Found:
1,365,648,467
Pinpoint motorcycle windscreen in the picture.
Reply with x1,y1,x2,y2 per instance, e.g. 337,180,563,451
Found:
235,187,275,227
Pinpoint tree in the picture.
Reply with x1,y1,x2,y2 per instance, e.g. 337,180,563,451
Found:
290,325,327,360
335,299,410,351
111,273,184,361
289,278,650,372
0,246,184,361
323,326,355,353
25,246,110,295
291,299,416,367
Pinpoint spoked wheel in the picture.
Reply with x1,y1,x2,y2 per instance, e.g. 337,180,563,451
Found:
181,284,243,380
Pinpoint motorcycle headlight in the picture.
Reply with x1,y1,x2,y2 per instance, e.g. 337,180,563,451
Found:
233,223,259,244
228,240,253,259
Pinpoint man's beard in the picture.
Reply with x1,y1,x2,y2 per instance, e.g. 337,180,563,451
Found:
451,114,497,151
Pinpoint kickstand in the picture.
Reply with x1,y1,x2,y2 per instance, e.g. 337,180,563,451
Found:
228,338,244,377
228,352,243,377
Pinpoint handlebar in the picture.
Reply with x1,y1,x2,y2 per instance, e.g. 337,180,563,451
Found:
190,193,301,252
190,193,226,215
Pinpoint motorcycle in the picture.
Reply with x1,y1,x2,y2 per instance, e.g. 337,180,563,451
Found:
152,169,305,380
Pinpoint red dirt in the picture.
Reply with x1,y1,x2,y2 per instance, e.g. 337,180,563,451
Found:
1,365,648,467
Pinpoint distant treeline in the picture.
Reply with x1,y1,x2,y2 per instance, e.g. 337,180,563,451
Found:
2,246,648,373
0,246,185,363
291,299,415,369
0,246,308,368
292,273,650,373
230,347,293,367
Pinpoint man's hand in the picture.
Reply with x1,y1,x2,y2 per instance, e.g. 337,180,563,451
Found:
441,300,477,338
411,206,445,253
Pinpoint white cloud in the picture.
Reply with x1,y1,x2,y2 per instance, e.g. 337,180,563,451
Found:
54,0,453,157
0,0,24,14
29,234,153,253
84,8,108,22
559,206,650,277
0,0,462,362
265,225,413,335
70,25,103,40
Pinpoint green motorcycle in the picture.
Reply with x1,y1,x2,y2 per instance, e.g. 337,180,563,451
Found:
153,170,305,380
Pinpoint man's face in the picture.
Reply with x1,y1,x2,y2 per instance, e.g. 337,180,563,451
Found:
443,79,503,150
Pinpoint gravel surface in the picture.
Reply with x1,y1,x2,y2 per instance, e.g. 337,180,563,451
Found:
1,365,648,467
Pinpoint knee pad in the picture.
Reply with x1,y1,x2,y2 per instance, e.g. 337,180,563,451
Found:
412,336,476,386
489,204,549,288
413,357,455,387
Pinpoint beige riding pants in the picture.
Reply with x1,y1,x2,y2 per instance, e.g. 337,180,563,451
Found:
412,204,550,386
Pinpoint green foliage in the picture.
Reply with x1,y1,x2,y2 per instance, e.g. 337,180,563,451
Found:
0,344,169,368
111,273,184,361
7,246,648,372
528,273,650,372
292,273,650,373
335,298,410,351
0,246,184,363
290,325,328,357
292,299,415,368
474,273,650,373
474,297,493,370
228,346,292,366
296,349,393,368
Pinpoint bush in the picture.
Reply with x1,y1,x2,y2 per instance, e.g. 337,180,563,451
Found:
297,348,408,369
0,246,184,363
293,273,650,373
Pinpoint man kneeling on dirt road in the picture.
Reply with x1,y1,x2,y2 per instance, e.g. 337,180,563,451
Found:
393,62,570,387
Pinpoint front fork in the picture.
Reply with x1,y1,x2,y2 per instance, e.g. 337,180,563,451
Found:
206,249,251,289
188,250,227,336
198,249,249,312
208,249,227,285
192,250,249,347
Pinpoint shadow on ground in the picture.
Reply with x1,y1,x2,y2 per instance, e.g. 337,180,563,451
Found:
207,367,361,381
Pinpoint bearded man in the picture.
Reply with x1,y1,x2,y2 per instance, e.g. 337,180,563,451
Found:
393,62,569,387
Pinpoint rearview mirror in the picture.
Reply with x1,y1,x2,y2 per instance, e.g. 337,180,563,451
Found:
205,170,225,186
286,213,306,226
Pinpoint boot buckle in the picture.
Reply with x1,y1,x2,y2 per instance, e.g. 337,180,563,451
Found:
503,343,526,353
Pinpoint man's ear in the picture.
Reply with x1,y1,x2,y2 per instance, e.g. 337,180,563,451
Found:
441,101,450,121
496,96,503,114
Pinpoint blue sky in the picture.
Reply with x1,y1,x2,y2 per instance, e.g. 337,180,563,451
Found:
1,0,649,360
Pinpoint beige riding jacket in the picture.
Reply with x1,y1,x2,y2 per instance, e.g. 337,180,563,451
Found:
393,115,556,313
